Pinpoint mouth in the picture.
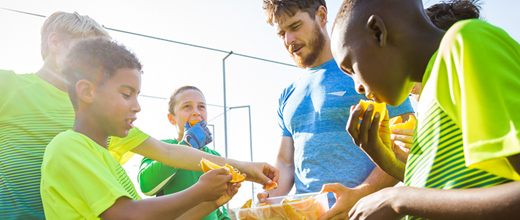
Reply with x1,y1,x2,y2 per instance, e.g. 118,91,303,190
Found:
126,117,137,128
290,44,303,55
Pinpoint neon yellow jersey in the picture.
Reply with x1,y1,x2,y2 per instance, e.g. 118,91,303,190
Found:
0,70,149,219
404,19,520,220
41,130,141,219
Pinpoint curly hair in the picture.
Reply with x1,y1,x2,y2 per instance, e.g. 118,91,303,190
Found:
262,0,327,25
63,38,142,109
426,0,481,30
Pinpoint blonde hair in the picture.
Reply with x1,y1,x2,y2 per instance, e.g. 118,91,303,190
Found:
40,11,111,59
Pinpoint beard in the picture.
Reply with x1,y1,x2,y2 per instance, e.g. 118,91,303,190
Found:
290,22,326,68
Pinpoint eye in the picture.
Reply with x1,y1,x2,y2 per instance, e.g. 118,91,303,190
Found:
122,93,130,99
183,105,191,109
291,24,300,31
199,105,206,109
278,31,285,38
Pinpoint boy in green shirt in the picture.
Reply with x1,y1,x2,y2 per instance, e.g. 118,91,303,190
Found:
326,0,520,219
41,38,241,219
138,85,231,220
1,11,278,219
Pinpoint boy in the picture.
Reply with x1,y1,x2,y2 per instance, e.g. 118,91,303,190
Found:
1,11,277,219
329,0,520,219
138,86,231,220
40,38,241,219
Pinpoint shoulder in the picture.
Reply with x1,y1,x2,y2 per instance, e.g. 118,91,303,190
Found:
444,19,511,46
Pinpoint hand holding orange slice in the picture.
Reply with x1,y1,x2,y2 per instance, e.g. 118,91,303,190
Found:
389,115,417,133
200,158,246,183
358,99,387,123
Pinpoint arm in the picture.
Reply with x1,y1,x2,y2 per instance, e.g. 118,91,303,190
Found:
349,155,520,220
258,136,295,202
100,168,233,220
137,156,179,196
132,136,279,186
319,165,399,219
177,182,241,220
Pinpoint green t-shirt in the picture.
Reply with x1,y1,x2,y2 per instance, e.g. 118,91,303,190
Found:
41,130,142,219
138,139,230,220
404,19,520,220
0,70,149,219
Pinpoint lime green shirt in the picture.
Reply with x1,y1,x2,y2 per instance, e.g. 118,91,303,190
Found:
138,139,230,220
404,19,520,220
41,130,143,219
0,70,149,219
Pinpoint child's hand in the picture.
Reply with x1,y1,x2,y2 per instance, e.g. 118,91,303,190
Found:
196,168,233,202
215,182,242,207
349,187,404,220
236,161,279,188
346,104,405,180
390,128,414,163
319,183,365,220
182,120,212,149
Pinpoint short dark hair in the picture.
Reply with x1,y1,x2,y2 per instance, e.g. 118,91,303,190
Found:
168,86,204,115
426,0,481,30
63,38,143,109
263,0,327,26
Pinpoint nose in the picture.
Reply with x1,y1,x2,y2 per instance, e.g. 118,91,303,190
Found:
132,99,141,113
354,81,365,94
284,32,296,47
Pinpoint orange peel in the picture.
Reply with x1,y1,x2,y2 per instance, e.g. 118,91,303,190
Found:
358,99,387,123
200,158,246,183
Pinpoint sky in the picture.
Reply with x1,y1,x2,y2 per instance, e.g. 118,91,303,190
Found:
1,0,519,211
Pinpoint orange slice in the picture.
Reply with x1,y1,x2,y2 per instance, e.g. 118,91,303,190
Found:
358,99,387,123
241,199,253,209
200,158,246,183
390,115,417,132
189,120,201,126
266,181,278,191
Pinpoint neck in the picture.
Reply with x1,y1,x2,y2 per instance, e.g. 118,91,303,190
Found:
73,115,109,149
35,62,67,92
309,36,334,68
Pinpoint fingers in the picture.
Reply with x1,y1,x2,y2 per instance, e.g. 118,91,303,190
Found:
264,164,279,184
347,104,362,145
320,183,343,194
257,191,269,203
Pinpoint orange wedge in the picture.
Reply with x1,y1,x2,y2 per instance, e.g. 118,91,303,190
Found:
266,181,278,191
200,158,246,183
358,99,387,123
241,199,253,209
189,120,201,126
390,115,417,132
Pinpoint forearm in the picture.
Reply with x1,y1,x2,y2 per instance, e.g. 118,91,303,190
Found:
356,166,399,197
133,137,229,171
176,202,219,220
101,186,205,220
394,182,520,219
268,159,295,197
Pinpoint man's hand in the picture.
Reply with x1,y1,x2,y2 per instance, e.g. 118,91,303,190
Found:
182,120,212,149
236,161,279,187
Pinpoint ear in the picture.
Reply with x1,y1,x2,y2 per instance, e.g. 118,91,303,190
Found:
167,113,177,126
316,5,328,27
47,32,62,54
366,15,387,47
76,79,94,104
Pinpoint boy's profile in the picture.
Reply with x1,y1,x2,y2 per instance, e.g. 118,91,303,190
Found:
40,38,240,219
329,0,520,219
138,86,231,220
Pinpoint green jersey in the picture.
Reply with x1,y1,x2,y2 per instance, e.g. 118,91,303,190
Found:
138,139,230,220
41,130,142,219
404,19,520,220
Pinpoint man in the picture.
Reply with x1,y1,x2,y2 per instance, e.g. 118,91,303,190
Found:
259,0,414,218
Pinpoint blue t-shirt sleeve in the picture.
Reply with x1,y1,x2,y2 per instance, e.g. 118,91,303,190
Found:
277,87,293,137
386,97,415,118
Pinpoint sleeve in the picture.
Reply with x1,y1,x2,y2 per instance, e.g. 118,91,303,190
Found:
277,87,293,137
137,139,180,196
217,206,231,220
41,133,133,218
446,20,520,180
0,70,18,108
108,126,150,164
